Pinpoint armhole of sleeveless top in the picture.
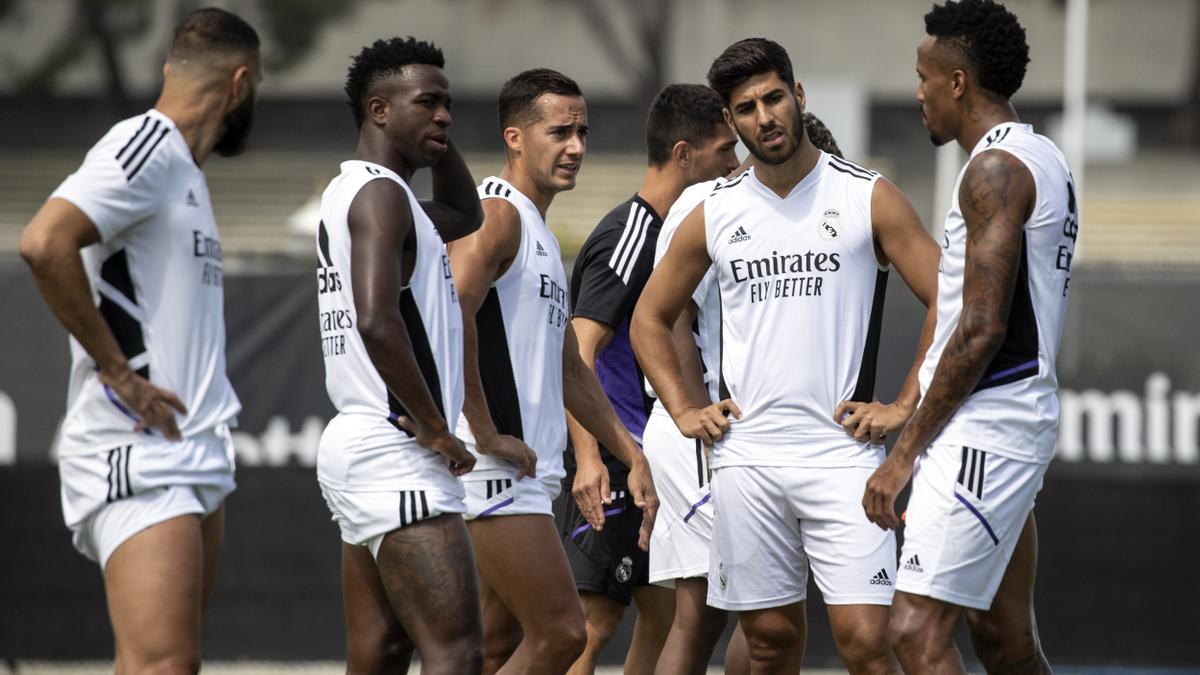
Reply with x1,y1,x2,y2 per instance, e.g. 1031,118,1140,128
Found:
701,197,717,265
483,194,525,289
865,174,890,272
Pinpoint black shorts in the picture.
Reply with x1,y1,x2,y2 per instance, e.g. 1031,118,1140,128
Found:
555,480,650,606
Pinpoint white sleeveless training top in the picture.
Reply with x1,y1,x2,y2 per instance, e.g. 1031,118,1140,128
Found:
919,122,1077,463
704,155,890,469
455,176,569,483
316,160,464,490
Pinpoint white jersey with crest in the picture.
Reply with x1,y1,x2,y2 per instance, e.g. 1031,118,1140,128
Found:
650,178,723,406
50,109,241,457
455,176,570,484
704,155,890,469
316,160,465,491
919,122,1077,464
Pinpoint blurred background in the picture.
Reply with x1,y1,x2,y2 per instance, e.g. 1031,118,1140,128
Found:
0,0,1197,670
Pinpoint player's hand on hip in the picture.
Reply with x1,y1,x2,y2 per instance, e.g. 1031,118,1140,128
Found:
834,400,911,444
477,432,538,481
675,399,742,445
396,416,476,476
99,369,187,441
628,456,659,551
862,455,912,530
571,454,611,531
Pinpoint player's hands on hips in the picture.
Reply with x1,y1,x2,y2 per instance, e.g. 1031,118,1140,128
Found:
476,431,538,480
396,417,476,476
834,399,912,444
572,452,611,531
862,454,913,530
99,368,187,441
675,399,742,446
627,456,659,551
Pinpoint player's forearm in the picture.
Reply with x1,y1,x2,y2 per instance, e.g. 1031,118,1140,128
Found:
458,309,499,442
631,311,696,421
889,319,1004,463
894,304,938,412
424,139,482,242
25,244,131,378
359,313,448,434
566,408,603,465
563,358,643,468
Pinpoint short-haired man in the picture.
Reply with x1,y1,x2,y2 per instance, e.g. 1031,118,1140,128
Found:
20,8,261,671
447,68,658,675
863,2,1076,672
633,38,940,674
561,83,738,675
316,36,485,673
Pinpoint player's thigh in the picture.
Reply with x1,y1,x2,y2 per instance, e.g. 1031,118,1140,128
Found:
199,500,225,614
104,513,205,664
376,512,482,646
476,567,523,658
469,513,585,632
794,466,896,607
342,541,413,669
964,512,1040,647
707,466,807,612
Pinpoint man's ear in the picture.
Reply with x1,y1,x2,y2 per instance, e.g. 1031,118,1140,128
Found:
672,139,691,168
502,126,522,155
367,95,390,126
793,81,806,113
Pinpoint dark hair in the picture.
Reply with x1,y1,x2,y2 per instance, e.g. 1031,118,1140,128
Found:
925,0,1029,99
706,38,795,104
645,84,726,166
168,7,260,63
802,112,842,158
498,68,583,129
344,37,445,128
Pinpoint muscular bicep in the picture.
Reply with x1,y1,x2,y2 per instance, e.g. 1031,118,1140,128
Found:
347,179,412,323
446,198,521,314
958,150,1036,331
871,178,939,307
636,205,712,329
21,198,102,261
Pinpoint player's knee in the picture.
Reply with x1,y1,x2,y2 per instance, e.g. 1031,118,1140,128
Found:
346,633,412,674
744,620,802,667
127,653,201,675
422,634,483,675
966,611,1045,674
887,610,927,663
832,617,891,670
584,609,620,647
548,616,588,665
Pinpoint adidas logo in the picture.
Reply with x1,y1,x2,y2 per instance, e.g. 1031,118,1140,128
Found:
185,189,199,207
728,226,751,244
869,568,893,586
903,554,924,573
536,241,548,257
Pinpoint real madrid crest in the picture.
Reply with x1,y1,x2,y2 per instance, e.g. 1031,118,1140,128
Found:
818,208,840,241
615,555,633,583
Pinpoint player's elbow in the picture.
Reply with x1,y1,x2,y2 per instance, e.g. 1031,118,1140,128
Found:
356,309,396,349
964,321,1007,359
18,225,57,272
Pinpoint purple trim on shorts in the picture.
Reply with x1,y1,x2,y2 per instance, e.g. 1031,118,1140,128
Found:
955,492,1000,545
978,359,1038,385
570,506,626,539
681,493,712,523
478,496,515,517
103,384,152,436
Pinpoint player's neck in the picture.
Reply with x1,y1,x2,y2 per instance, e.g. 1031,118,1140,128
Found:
956,98,1020,153
753,137,821,199
500,163,555,219
355,134,414,183
636,165,684,221
154,84,226,166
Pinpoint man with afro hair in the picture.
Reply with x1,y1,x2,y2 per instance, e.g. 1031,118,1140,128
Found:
315,35,486,674
862,2,1076,673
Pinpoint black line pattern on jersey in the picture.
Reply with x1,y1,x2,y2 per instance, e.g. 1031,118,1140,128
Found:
829,155,879,178
99,250,149,379
485,478,514,499
317,220,334,267
386,290,447,436
827,162,874,182
957,446,986,499
475,288,525,439
695,439,706,488
711,170,749,193
849,269,889,402
985,126,1013,147
115,116,151,161
974,234,1039,392
482,179,513,199
126,128,169,182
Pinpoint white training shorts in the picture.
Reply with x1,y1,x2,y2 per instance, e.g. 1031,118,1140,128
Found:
319,483,466,559
59,427,236,569
463,473,562,520
643,407,714,584
896,443,1049,610
707,464,896,611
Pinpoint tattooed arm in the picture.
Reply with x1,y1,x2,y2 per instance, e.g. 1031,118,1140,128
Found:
863,149,1035,530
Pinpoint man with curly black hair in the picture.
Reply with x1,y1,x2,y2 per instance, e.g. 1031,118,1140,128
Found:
315,36,486,674
861,2,1075,673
